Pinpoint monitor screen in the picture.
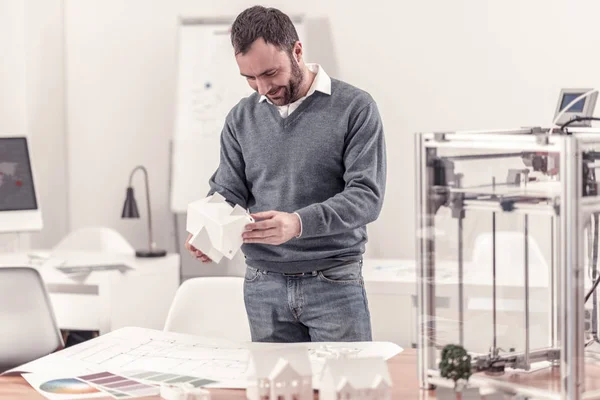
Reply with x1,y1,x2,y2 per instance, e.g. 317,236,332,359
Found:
0,137,38,211
560,93,586,112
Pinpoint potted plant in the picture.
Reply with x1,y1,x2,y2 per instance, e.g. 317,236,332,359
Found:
438,344,474,398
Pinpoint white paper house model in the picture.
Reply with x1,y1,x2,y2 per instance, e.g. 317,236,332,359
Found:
186,192,253,263
319,357,391,400
246,346,312,400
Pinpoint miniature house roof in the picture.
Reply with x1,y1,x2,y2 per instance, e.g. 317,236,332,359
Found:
247,346,312,379
268,359,301,381
372,375,390,389
336,377,354,392
321,357,391,390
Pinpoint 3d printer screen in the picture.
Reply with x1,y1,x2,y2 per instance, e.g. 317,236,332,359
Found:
561,93,586,112
0,138,38,211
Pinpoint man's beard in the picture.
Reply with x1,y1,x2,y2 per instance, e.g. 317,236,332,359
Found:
284,56,304,104
266,56,304,106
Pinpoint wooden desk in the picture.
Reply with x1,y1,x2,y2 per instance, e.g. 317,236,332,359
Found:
0,349,434,400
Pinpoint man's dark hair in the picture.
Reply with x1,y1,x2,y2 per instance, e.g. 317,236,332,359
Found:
231,6,299,55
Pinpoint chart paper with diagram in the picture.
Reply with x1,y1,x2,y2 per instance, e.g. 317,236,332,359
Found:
8,327,402,390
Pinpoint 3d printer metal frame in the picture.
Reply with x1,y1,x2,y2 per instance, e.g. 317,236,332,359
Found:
415,128,600,400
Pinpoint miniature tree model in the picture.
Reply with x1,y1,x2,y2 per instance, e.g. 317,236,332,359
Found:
439,344,472,390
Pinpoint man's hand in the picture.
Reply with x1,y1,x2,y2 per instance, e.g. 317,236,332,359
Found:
243,211,300,245
184,233,212,263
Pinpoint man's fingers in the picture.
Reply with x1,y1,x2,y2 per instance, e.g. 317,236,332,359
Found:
185,234,194,249
197,253,211,262
245,219,277,231
250,210,277,220
243,237,281,245
194,250,211,260
187,242,211,263
243,228,277,240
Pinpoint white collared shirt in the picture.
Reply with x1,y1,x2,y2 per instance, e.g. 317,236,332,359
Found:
259,63,331,118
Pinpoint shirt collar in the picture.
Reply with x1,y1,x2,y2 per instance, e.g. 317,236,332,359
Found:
259,63,331,104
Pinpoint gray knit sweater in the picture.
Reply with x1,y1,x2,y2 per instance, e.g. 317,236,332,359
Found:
208,78,386,273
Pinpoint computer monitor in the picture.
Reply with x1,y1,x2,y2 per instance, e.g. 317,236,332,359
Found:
554,88,598,127
0,136,42,233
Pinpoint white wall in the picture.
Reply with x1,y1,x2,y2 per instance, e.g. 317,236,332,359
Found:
0,0,27,250
65,0,179,256
0,0,27,136
62,0,600,275
25,0,68,248
0,0,67,249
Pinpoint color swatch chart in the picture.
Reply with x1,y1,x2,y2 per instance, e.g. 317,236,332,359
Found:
120,369,215,388
37,377,104,399
77,371,158,398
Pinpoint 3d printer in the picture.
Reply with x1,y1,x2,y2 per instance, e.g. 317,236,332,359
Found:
415,89,600,399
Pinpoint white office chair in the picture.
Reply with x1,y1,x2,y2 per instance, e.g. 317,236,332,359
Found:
53,226,135,254
164,277,252,342
0,267,64,372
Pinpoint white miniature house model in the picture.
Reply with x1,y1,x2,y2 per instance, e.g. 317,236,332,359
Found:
246,346,312,400
319,357,391,400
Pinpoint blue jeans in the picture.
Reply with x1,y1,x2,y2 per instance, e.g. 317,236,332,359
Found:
243,260,372,342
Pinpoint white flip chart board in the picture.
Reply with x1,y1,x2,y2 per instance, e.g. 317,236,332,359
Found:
170,17,305,213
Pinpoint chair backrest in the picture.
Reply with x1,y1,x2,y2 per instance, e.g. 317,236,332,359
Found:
0,267,63,372
164,277,251,342
53,226,135,254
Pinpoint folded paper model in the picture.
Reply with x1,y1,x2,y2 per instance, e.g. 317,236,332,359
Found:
186,192,254,263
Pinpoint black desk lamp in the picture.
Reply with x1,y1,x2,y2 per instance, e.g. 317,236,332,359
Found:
121,165,166,258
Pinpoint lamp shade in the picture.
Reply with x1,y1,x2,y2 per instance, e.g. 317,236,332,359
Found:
121,187,140,218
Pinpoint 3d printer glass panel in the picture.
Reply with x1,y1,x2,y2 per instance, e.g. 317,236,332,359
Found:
421,146,558,356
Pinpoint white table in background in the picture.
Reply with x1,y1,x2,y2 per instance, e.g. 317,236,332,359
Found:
0,251,180,334
362,258,559,354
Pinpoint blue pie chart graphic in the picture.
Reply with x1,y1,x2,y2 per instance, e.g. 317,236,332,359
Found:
40,378,100,394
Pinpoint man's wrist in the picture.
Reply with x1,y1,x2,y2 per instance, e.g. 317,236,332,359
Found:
293,212,303,238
